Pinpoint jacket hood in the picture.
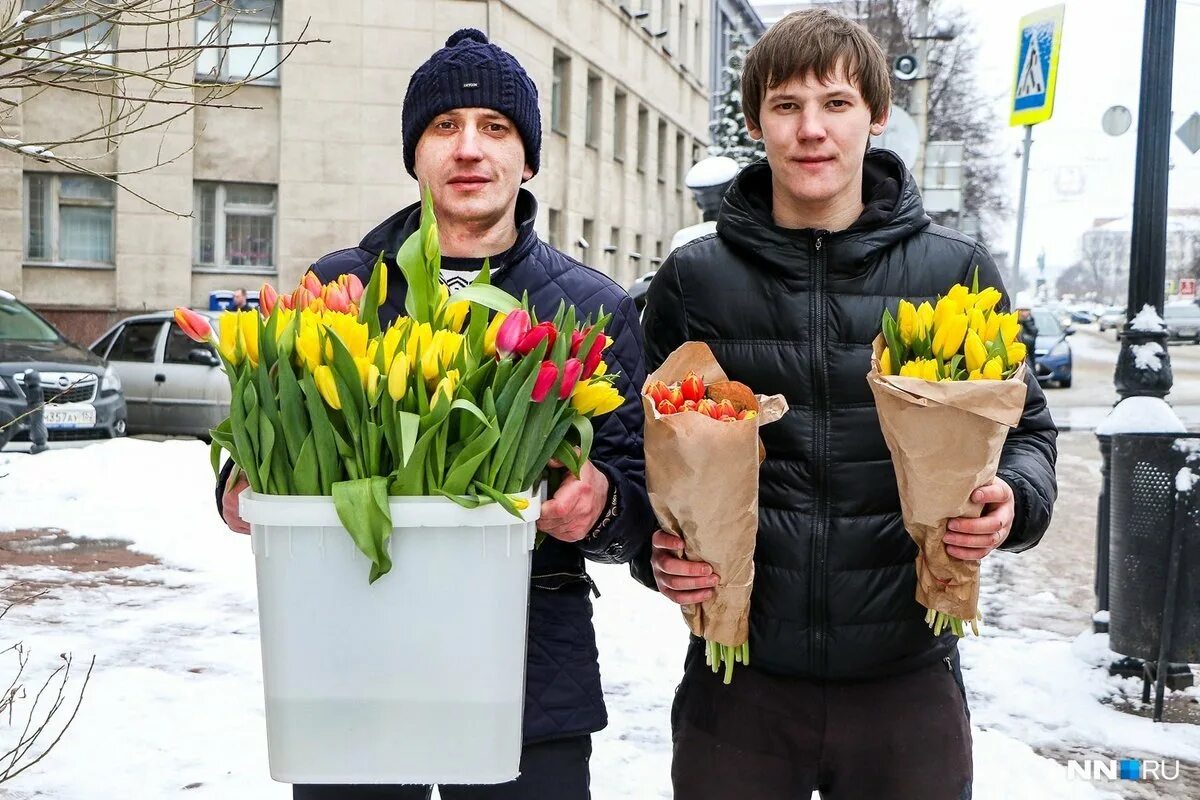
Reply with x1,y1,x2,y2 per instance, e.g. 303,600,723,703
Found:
716,148,930,278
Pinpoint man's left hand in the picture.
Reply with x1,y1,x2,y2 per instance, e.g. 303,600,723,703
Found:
537,460,609,543
944,477,1015,561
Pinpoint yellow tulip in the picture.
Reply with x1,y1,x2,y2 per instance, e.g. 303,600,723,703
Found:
570,380,623,416
1007,341,1027,366
314,365,341,409
999,312,1021,345
354,356,373,389
218,311,240,364
365,364,381,398
924,360,940,381
443,300,470,333
483,312,507,359
295,316,323,372
433,369,459,405
380,324,404,367
406,322,434,366
964,330,988,373
968,308,986,336
983,312,1003,344
897,300,919,347
437,282,450,308
917,301,935,338
933,296,961,333
982,357,1004,380
387,353,409,401
323,313,369,360
238,310,259,368
968,369,984,381
946,284,971,307
974,287,1002,314
931,313,969,360
880,348,894,376
512,497,531,512
592,358,608,377
426,220,440,264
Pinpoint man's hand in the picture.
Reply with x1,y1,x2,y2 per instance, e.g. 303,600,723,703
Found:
650,530,719,605
537,459,609,543
222,474,251,535
945,477,1015,561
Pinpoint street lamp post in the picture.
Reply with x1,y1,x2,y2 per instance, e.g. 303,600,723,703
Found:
1095,0,1191,689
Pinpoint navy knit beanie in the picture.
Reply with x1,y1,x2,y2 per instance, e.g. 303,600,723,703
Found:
402,28,542,178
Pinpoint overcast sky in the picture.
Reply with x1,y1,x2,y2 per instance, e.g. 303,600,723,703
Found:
956,0,1200,280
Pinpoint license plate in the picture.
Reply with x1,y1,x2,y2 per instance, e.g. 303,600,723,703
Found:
43,404,97,429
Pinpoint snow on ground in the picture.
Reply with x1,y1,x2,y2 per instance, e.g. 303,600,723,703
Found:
0,439,1194,798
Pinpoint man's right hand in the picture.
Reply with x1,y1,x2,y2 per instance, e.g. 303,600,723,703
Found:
650,529,719,605
223,474,251,535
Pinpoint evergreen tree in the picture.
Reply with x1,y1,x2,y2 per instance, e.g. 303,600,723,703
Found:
708,30,764,166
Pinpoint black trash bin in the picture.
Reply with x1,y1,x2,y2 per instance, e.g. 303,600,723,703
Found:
1108,433,1200,719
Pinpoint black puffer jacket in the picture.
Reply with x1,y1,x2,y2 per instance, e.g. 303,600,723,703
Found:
635,150,1058,680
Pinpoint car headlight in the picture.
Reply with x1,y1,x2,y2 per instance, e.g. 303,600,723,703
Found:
101,365,122,394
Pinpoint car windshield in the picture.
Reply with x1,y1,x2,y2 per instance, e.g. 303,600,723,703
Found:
0,296,61,342
1165,304,1200,318
1031,310,1061,336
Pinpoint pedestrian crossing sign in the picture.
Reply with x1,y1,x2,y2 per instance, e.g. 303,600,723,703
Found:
1010,5,1065,127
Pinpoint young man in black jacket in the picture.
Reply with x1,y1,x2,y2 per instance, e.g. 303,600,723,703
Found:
217,29,655,800
638,10,1057,800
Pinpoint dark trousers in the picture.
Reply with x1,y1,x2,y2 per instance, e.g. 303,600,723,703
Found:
671,645,973,800
292,735,592,800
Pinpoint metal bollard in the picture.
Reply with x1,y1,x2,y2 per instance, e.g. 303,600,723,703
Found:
22,368,48,455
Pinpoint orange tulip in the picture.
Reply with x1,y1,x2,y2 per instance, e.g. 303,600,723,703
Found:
301,270,323,296
715,399,738,419
324,283,352,314
696,398,719,419
680,372,705,403
259,283,279,318
174,308,212,342
656,399,678,415
646,380,670,406
338,273,365,304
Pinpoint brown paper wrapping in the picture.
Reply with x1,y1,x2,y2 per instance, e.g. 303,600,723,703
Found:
865,335,1028,619
642,342,787,646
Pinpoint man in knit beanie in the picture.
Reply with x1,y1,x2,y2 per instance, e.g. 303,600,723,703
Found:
218,28,655,800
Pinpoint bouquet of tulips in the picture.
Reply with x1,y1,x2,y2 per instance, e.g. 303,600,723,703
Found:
641,342,786,684
177,191,623,582
866,270,1029,637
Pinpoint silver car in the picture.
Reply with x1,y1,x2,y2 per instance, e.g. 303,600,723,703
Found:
90,310,229,438
1164,302,1200,344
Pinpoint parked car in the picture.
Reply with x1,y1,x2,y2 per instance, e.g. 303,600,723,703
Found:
628,270,657,314
1097,305,1126,332
0,289,127,450
1031,308,1074,388
1164,302,1200,343
1068,307,1098,325
90,310,229,438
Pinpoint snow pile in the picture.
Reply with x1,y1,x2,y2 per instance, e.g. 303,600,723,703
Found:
1130,304,1166,332
1131,341,1165,371
1094,396,1186,435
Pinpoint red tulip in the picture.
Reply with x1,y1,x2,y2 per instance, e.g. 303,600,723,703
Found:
516,321,558,358
656,399,678,415
666,386,685,408
646,380,670,406
715,399,737,419
259,283,279,318
696,398,719,419
559,358,584,400
174,307,212,342
531,361,559,403
681,400,698,412
495,309,531,358
581,336,605,379
569,329,586,358
680,372,705,403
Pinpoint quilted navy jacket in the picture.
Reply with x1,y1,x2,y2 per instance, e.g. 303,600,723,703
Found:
635,151,1058,680
310,189,655,743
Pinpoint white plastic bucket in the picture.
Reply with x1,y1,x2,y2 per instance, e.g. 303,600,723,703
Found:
239,490,540,785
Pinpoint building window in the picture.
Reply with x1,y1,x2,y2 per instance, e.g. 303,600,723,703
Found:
637,105,649,173
194,182,277,270
633,234,644,271
196,0,282,85
657,120,668,183
548,208,562,250
613,89,627,162
678,2,688,64
608,226,621,274
24,173,115,265
581,217,595,257
23,0,115,65
552,51,571,135
676,132,687,191
694,19,703,76
585,72,602,149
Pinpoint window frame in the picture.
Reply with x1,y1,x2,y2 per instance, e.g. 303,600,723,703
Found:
636,105,649,174
195,0,282,86
22,0,117,67
193,181,279,274
585,70,602,149
23,172,116,269
551,50,571,136
613,88,628,162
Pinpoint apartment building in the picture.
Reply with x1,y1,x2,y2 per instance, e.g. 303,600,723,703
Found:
0,0,713,343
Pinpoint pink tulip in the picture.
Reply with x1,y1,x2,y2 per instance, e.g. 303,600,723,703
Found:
301,271,323,296
531,361,558,403
259,283,279,318
516,321,558,358
173,307,212,342
339,273,365,304
292,286,316,311
324,283,352,313
495,309,531,358
558,358,583,400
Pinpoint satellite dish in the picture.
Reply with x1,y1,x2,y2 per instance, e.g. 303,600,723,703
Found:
871,104,918,169
1102,105,1133,137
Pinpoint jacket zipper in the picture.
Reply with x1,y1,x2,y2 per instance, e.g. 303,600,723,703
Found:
810,230,831,675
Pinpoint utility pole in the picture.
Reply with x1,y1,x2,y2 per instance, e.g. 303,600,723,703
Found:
911,0,931,187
